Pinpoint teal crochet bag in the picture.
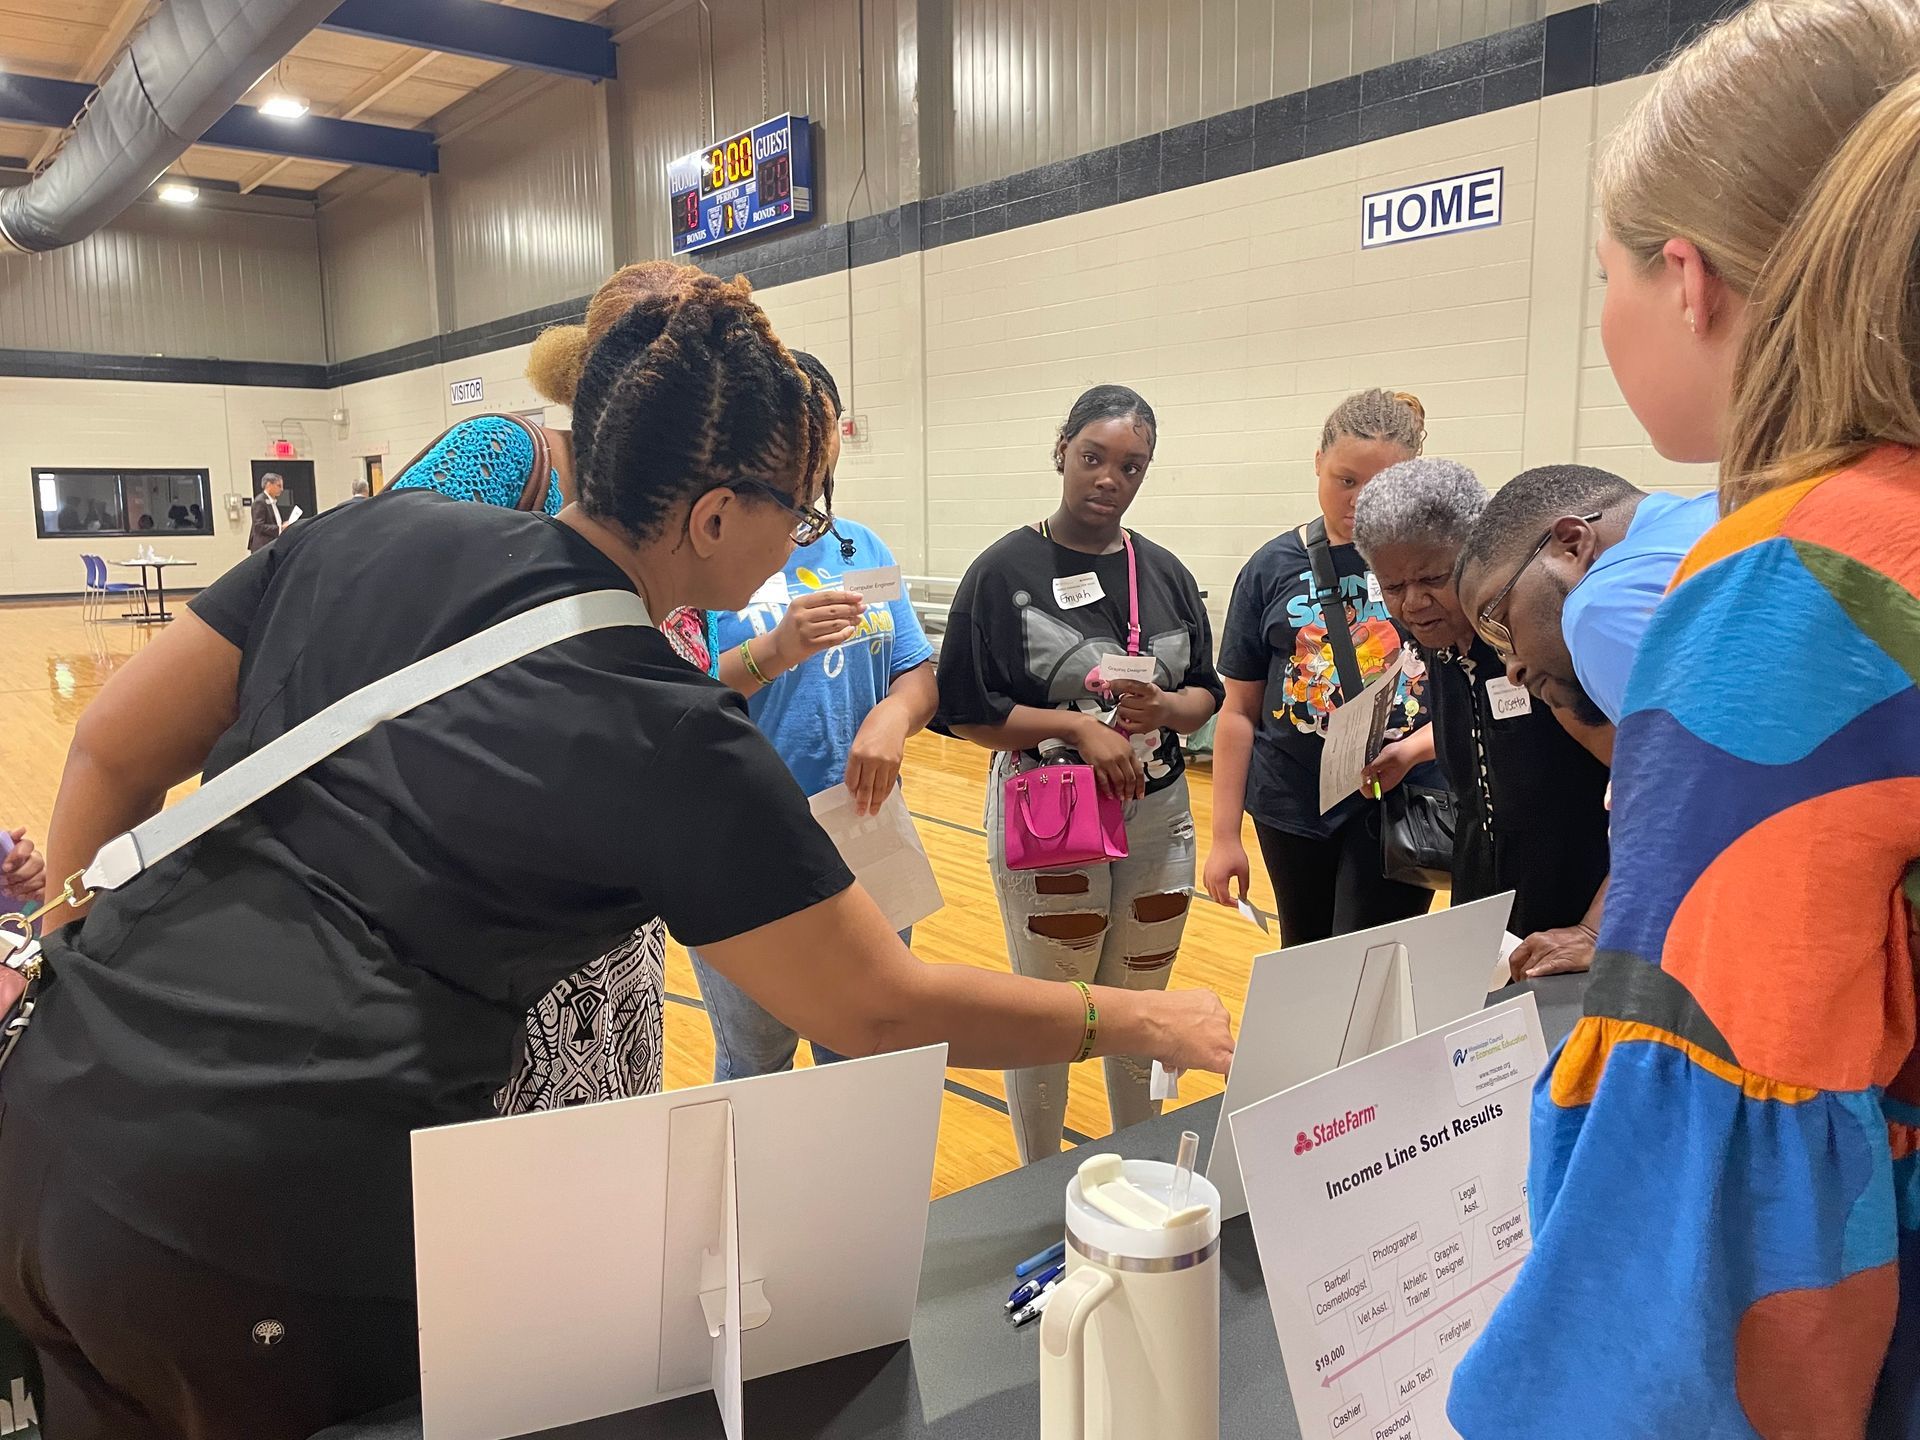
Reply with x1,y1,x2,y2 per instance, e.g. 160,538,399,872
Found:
388,413,563,516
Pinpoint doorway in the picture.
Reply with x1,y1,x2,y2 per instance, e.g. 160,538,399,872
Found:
250,460,317,521
364,456,386,494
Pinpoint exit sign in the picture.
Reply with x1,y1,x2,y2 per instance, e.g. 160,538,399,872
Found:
449,377,485,406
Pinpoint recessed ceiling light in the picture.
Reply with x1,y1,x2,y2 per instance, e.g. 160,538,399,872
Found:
259,95,309,120
157,182,199,205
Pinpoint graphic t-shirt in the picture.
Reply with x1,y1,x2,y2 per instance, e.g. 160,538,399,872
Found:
1217,527,1434,839
938,527,1223,795
708,520,935,796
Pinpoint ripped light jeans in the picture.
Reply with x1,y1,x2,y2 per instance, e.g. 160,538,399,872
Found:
986,754,1198,1165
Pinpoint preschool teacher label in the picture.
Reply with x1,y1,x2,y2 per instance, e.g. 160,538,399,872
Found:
1228,994,1546,1440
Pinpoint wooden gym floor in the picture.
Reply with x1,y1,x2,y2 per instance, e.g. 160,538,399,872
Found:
0,599,1297,1198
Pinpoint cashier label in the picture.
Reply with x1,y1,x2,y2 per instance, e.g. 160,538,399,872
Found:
1484,676,1532,720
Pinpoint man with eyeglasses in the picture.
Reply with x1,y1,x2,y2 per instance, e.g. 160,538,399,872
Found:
1455,465,1721,748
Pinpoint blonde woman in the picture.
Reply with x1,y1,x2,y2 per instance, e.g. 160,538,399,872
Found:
1450,3,1920,1435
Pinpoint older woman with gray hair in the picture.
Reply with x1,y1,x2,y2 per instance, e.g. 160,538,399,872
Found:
1354,458,1612,978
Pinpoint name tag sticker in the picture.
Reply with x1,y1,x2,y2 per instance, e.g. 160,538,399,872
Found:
842,565,903,602
749,572,791,609
1098,653,1158,686
1485,676,1532,720
1053,572,1105,609
1366,572,1383,604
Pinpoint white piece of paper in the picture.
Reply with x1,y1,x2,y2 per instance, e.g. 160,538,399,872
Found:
1319,649,1409,815
748,571,791,609
1484,676,1532,720
1098,653,1158,686
1229,993,1545,1440
1052,571,1105,609
284,505,304,526
1366,572,1384,604
807,784,944,934
1486,932,1524,993
1151,1061,1183,1101
841,565,903,603
1238,898,1275,934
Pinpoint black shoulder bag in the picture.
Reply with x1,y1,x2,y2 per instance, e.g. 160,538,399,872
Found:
1302,517,1454,890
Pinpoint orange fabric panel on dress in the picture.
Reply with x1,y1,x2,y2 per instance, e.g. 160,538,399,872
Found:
1550,1015,1820,1110
1778,448,1920,601
1662,780,1920,1092
1671,475,1829,589
1735,1264,1897,1440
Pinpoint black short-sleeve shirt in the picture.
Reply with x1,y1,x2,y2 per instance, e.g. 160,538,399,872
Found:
7,491,853,1299
1425,636,1611,934
1217,529,1435,838
937,527,1223,793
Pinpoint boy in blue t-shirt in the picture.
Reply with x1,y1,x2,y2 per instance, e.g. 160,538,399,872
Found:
689,354,938,1081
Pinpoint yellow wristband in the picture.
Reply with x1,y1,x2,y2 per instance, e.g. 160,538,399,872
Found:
740,639,772,688
1070,979,1098,1064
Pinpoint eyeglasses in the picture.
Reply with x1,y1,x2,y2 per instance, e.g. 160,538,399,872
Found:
1475,511,1603,659
729,478,835,547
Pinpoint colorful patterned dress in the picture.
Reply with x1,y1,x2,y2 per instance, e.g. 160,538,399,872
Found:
1449,446,1920,1437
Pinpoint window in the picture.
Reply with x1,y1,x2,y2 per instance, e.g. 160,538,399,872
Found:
34,468,214,539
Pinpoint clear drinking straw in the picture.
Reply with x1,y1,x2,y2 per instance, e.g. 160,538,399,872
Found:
1169,1130,1200,1217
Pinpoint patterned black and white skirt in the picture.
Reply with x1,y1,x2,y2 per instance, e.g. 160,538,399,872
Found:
495,922,666,1113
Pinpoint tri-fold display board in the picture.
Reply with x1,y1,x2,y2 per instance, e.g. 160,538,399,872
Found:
412,1045,949,1440
1208,893,1516,1220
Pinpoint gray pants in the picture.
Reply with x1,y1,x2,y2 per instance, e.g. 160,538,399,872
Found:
986,757,1198,1165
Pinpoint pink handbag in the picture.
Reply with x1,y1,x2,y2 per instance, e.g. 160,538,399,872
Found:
1001,531,1141,871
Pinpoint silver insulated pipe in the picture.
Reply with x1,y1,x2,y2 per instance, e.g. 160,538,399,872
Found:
0,0,344,254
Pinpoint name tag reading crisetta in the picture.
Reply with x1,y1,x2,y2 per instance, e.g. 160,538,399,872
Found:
1052,572,1105,609
1485,676,1532,720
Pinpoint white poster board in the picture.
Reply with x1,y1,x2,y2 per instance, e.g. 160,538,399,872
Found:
1207,893,1514,1220
1228,993,1544,1440
413,1044,948,1440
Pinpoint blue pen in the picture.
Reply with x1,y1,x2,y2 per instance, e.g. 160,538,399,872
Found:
1014,1240,1065,1279
1006,1262,1064,1310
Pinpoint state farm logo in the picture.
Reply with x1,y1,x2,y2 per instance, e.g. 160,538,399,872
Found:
1294,1105,1378,1157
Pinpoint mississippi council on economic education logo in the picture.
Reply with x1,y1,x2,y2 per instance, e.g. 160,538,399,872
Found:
1293,1105,1378,1157
1454,1032,1527,1069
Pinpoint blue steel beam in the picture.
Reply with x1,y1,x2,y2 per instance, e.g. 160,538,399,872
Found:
0,77,437,176
204,108,437,173
320,0,618,81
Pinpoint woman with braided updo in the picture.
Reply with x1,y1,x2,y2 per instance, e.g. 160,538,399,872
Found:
1205,388,1443,943
6,273,1233,1437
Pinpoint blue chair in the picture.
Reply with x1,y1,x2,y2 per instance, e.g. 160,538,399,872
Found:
82,554,143,623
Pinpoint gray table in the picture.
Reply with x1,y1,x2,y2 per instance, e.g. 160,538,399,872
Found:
315,974,1588,1440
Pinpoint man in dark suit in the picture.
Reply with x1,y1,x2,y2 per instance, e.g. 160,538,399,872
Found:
247,473,291,553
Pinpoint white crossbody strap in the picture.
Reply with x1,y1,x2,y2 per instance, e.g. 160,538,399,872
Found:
82,588,653,897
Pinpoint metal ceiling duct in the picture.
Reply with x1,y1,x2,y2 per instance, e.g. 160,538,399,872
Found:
0,0,344,254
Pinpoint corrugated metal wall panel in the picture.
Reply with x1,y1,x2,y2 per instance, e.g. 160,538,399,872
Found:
318,174,434,365
619,0,902,258
0,200,324,363
946,0,1543,186
436,80,613,332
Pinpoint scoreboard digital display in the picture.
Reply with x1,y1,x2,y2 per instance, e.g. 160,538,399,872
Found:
667,114,814,255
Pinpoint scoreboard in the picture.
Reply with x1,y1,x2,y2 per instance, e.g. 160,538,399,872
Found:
667,114,814,256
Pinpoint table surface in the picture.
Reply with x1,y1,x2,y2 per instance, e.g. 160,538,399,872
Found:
112,557,194,566
314,974,1589,1440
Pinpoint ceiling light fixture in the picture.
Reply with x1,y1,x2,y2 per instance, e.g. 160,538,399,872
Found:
157,181,199,205
259,94,309,120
